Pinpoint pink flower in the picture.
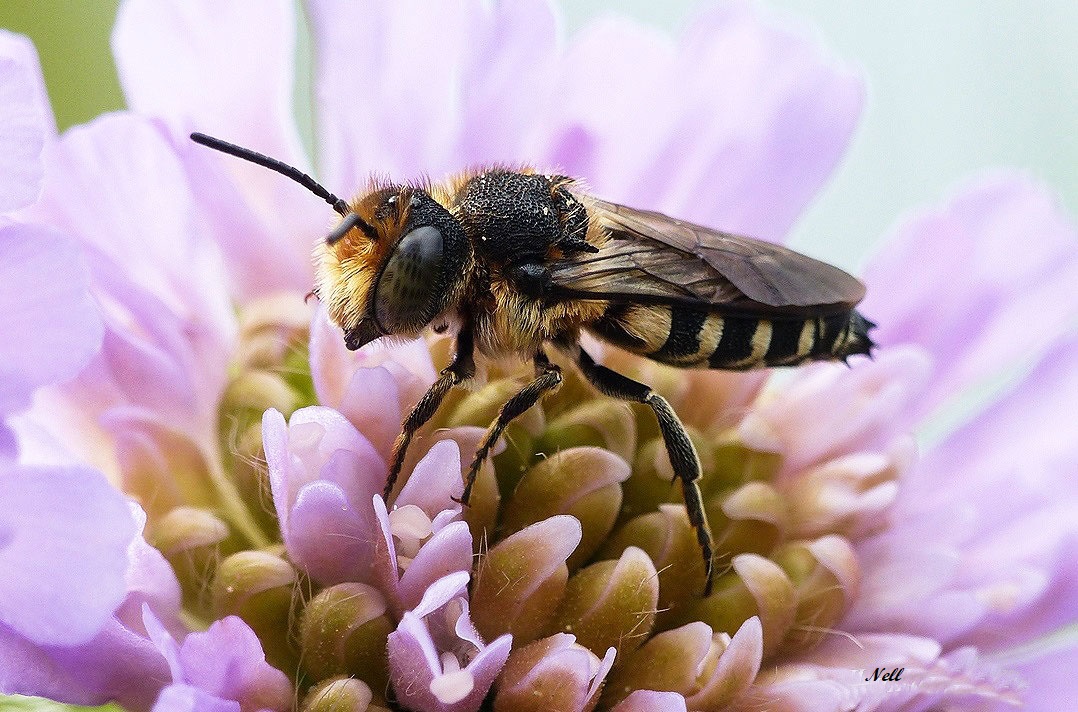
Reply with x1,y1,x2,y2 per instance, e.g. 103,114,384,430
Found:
387,572,513,712
143,604,292,712
1,1,1074,711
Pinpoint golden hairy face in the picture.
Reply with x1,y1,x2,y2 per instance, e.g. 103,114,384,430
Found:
315,184,466,351
315,186,409,335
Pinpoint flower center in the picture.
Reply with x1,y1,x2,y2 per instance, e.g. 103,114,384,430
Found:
389,503,434,570
430,652,475,704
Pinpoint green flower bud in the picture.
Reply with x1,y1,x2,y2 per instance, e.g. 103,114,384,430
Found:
672,554,795,657
536,399,637,464
494,634,606,712
602,622,712,707
445,379,546,434
149,506,230,612
619,427,714,527
299,583,394,693
235,294,311,371
501,447,629,570
116,420,217,519
708,432,783,493
600,505,706,626
442,379,545,495
151,506,230,557
461,457,501,546
226,421,280,539
619,438,678,525
223,369,299,419
302,676,375,712
707,481,787,562
773,536,860,652
212,549,298,672
550,547,658,659
472,516,581,645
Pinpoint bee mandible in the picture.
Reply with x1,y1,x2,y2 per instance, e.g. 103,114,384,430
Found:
191,132,875,595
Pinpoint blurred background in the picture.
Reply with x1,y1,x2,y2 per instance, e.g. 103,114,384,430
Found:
2,0,1076,269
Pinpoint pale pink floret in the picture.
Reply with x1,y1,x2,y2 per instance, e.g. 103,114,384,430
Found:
388,572,513,712
496,633,616,711
143,605,292,712
262,406,385,586
370,440,476,616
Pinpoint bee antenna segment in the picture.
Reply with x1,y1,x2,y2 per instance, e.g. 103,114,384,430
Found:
326,211,378,245
190,132,350,216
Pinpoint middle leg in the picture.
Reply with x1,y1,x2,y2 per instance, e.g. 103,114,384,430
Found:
461,351,562,503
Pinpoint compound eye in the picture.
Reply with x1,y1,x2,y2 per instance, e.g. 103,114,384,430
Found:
373,225,445,334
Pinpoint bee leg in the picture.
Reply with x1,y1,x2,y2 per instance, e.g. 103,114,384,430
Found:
573,346,716,596
384,327,476,501
461,351,562,503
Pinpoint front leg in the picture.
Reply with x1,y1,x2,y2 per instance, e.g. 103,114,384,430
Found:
384,326,476,500
461,351,562,503
571,345,716,596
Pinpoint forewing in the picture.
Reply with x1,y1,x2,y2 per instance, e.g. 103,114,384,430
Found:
549,198,865,316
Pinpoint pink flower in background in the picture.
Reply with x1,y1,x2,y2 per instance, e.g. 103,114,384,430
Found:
1,2,1075,712
1,29,173,712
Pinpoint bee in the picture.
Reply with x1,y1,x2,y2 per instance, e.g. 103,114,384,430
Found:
191,132,875,594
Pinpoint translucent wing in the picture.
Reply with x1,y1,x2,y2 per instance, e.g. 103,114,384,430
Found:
548,198,865,317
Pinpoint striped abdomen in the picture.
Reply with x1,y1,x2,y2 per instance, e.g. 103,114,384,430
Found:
588,302,875,370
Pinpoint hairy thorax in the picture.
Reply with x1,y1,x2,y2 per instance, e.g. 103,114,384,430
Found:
449,169,606,360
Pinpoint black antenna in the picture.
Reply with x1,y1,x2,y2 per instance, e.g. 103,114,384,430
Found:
326,212,376,245
190,132,350,217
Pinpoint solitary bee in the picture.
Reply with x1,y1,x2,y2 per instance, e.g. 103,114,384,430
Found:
192,132,874,594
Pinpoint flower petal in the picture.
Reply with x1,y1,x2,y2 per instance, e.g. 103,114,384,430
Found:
0,465,136,645
287,479,374,586
687,616,764,710
35,114,234,332
551,3,863,240
263,405,387,526
0,30,52,212
610,690,688,712
853,337,1078,648
310,303,437,420
397,440,465,517
0,224,102,416
0,615,170,710
152,685,240,712
307,0,559,187
744,348,931,475
116,504,183,634
397,520,474,613
1000,640,1077,712
862,173,1078,419
176,616,292,711
113,0,300,166
387,571,509,712
113,0,329,298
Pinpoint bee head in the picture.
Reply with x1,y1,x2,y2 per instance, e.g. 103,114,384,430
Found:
186,133,468,351
316,185,468,350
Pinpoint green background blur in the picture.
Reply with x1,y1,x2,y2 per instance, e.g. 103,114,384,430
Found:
3,0,1076,271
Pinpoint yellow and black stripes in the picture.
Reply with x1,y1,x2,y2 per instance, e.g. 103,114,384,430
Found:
589,302,875,370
